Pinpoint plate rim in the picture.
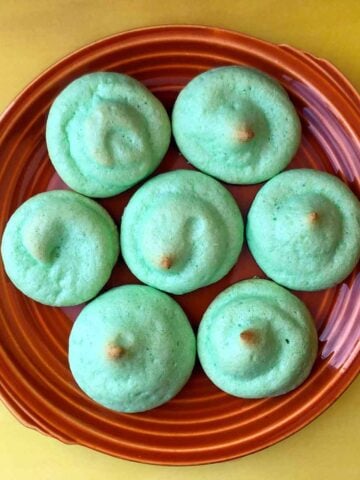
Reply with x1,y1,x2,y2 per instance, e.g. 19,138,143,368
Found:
0,24,359,466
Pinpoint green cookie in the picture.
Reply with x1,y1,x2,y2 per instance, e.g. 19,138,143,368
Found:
247,169,360,290
46,72,171,197
68,285,196,413
197,279,318,398
120,170,244,294
1,190,119,306
172,66,301,184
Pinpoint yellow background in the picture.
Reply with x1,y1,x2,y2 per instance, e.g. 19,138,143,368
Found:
0,1,359,478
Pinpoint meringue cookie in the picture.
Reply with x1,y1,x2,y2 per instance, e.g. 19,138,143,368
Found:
46,72,171,197
197,279,318,398
172,66,301,184
120,170,244,294
1,190,119,305
68,285,196,412
246,169,360,290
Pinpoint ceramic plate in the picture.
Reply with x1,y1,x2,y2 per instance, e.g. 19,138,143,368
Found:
0,25,359,465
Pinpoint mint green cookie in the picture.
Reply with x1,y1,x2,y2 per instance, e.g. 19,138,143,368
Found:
247,169,360,290
120,170,244,294
68,285,196,413
198,279,318,398
46,72,171,197
172,66,301,184
1,190,119,306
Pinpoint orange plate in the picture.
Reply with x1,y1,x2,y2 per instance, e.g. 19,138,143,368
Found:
0,25,359,466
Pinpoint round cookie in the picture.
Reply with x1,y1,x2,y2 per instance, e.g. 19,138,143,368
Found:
68,285,196,413
246,169,360,290
46,72,171,197
1,190,119,306
120,169,244,294
197,279,318,398
172,66,301,184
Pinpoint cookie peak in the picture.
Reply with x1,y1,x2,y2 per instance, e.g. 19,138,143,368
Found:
159,255,173,269
240,329,259,345
236,126,254,142
106,343,125,360
308,211,319,224
22,216,60,264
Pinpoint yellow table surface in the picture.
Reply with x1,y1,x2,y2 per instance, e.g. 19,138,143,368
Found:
0,1,359,479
